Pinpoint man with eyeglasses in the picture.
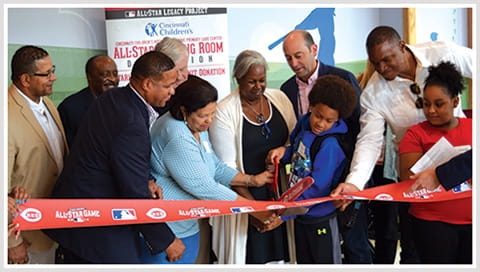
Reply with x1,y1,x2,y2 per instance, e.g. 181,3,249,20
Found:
331,26,472,264
8,45,68,264
57,55,119,148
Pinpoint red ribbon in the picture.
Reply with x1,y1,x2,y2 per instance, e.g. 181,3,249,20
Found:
13,180,471,231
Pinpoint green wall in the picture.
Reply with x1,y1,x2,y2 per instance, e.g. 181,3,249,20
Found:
8,44,107,106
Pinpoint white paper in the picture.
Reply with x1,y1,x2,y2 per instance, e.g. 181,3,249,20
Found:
410,137,471,174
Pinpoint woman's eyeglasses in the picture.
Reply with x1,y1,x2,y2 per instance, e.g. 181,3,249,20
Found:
410,83,424,109
255,114,272,139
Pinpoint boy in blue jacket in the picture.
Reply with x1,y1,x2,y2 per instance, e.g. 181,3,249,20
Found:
267,75,358,264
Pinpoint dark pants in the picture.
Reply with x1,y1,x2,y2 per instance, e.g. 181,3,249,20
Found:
295,213,341,264
398,202,420,264
340,201,373,264
368,164,419,264
370,200,399,264
368,165,400,264
413,217,472,264
55,246,93,264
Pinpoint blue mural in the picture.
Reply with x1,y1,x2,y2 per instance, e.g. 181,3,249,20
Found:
268,8,336,66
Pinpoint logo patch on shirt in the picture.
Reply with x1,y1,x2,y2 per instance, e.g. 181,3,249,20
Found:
112,209,137,220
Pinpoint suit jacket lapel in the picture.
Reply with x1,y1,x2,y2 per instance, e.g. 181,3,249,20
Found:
8,85,63,171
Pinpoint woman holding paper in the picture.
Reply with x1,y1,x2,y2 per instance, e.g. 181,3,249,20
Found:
138,77,274,264
399,61,472,264
209,50,296,264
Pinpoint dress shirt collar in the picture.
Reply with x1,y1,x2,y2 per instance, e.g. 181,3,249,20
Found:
405,44,430,80
295,60,319,87
15,84,48,115
129,84,159,126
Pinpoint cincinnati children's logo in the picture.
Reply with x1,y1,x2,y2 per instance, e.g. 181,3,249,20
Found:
178,207,221,217
20,208,42,223
146,208,167,220
55,207,100,223
145,21,192,37
112,209,137,220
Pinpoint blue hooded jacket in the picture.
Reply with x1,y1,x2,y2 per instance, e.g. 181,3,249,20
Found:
282,112,348,218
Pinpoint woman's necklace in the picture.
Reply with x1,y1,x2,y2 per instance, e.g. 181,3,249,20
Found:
242,95,266,124
242,95,272,139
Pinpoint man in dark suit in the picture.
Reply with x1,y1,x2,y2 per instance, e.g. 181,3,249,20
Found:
409,149,472,192
58,55,119,148
45,51,185,264
280,30,371,264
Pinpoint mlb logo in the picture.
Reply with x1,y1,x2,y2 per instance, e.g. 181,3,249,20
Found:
230,207,254,213
453,181,472,193
112,209,137,220
125,11,136,17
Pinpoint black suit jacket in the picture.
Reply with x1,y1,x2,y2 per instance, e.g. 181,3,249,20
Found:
280,62,362,156
45,85,175,264
57,87,95,148
436,149,472,191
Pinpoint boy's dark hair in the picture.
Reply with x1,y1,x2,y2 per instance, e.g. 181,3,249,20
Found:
308,75,358,119
169,77,218,120
424,61,463,98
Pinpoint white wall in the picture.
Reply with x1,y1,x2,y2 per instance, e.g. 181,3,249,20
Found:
8,8,107,50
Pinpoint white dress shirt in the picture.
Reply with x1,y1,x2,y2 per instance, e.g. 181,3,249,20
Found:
346,41,472,190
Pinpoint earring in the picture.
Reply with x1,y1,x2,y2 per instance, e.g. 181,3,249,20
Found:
183,115,188,126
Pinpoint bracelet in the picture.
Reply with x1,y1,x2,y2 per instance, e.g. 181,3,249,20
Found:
245,175,251,187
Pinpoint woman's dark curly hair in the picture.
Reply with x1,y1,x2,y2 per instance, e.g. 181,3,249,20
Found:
308,75,358,119
169,76,218,120
424,61,463,98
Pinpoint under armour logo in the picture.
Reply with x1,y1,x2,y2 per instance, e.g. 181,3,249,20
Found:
317,228,328,235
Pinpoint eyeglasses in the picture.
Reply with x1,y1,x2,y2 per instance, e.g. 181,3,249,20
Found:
410,83,424,109
256,114,272,139
31,65,56,78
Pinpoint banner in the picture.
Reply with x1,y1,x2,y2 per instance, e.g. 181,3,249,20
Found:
105,7,231,99
13,180,471,231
